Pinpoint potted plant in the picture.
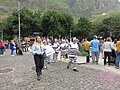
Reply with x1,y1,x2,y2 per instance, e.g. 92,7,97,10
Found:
76,45,88,64
77,52,88,56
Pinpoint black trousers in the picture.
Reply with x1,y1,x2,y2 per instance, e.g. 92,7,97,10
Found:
104,52,111,66
85,50,90,63
34,54,44,73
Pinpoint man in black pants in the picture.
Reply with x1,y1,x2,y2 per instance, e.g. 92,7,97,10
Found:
83,38,90,63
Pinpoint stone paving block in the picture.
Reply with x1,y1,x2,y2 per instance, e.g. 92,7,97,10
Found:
0,49,120,90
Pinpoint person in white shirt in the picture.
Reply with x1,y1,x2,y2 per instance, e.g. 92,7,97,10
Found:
60,39,67,59
32,36,45,81
52,39,60,62
43,40,55,65
103,37,114,66
67,38,80,72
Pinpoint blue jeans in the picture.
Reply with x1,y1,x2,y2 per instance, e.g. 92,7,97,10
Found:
11,49,14,55
0,48,4,55
115,51,120,67
91,52,99,64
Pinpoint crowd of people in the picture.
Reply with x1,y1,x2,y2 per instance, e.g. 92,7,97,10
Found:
30,35,120,80
83,36,120,69
31,36,80,80
0,35,120,81
0,38,30,56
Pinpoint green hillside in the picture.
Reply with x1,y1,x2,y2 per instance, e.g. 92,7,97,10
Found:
0,0,120,21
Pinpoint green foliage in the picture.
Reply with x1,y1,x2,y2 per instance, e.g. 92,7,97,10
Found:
73,17,94,39
77,44,88,56
77,52,88,56
0,0,120,21
91,10,120,38
1,1,120,40
96,16,120,38
2,8,43,39
79,44,84,52
1,9,74,39
41,10,73,37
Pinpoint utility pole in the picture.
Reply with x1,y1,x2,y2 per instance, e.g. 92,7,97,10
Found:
109,31,112,37
70,30,72,43
2,29,3,40
18,0,21,46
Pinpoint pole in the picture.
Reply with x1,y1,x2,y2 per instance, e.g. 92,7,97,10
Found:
18,0,21,46
2,29,3,40
70,30,71,42
110,31,112,37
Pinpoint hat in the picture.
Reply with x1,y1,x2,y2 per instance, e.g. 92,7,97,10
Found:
43,40,46,43
73,37,77,41
93,35,97,39
55,39,57,42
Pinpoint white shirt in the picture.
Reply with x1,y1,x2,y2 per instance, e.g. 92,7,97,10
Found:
43,45,55,56
68,42,79,57
103,41,113,52
32,44,44,55
69,42,79,50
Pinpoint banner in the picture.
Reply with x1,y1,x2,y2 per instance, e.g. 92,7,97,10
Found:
44,45,55,56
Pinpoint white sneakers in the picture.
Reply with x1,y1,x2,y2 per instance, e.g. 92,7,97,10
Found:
11,55,15,56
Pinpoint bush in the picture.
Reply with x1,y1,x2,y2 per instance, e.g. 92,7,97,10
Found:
77,52,88,56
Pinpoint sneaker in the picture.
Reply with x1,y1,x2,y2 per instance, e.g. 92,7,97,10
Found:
115,66,119,69
73,69,79,72
67,66,69,69
47,62,50,64
43,66,47,70
11,55,15,56
73,67,79,72
52,61,55,63
37,76,40,81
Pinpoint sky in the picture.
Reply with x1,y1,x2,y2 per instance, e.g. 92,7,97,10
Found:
118,0,120,2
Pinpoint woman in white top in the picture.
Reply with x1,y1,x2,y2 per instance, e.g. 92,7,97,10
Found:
103,37,114,66
52,39,60,62
32,36,44,81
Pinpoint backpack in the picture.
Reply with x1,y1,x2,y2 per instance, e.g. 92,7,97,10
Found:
0,42,4,48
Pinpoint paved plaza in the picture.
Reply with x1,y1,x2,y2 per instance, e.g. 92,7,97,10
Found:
0,49,120,90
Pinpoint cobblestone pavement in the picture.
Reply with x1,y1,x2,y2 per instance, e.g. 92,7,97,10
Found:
0,49,120,90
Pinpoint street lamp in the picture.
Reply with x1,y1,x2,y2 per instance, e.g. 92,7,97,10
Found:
70,30,72,42
18,0,21,46
110,31,112,37
17,0,34,46
0,29,3,40
2,29,3,40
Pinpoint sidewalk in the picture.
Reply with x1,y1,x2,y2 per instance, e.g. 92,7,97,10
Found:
60,56,120,75
1,50,120,90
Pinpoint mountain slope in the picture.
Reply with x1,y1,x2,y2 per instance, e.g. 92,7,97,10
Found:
0,0,120,21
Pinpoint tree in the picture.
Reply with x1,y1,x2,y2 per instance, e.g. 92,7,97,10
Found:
41,10,74,37
2,8,37,39
74,17,94,39
98,17,120,38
